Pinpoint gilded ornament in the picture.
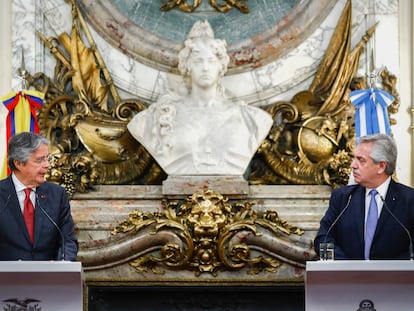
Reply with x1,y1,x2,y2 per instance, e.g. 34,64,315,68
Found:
111,190,303,275
160,0,250,13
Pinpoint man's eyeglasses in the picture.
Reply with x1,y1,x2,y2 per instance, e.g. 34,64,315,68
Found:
32,155,53,165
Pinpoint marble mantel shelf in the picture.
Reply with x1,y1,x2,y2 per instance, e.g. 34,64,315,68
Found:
70,184,331,285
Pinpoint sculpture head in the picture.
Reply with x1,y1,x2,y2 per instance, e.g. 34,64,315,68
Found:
178,21,230,86
185,190,230,237
188,199,227,237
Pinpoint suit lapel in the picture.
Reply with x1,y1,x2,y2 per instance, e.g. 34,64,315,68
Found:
376,180,398,236
34,185,49,246
354,186,366,250
2,176,33,244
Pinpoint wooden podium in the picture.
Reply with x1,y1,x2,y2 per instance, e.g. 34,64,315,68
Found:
0,261,83,311
306,260,414,311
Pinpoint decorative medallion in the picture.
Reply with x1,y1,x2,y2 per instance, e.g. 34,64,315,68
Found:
76,0,337,73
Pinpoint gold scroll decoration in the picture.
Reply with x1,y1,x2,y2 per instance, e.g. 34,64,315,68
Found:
77,190,306,276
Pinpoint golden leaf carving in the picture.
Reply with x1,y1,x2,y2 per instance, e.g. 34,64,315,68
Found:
111,190,303,275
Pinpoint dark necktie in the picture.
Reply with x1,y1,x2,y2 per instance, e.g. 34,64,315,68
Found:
364,189,378,259
24,188,35,243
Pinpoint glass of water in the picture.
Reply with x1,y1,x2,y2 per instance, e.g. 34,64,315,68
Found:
319,243,334,260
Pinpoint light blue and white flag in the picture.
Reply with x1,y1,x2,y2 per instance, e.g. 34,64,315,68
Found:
350,88,394,139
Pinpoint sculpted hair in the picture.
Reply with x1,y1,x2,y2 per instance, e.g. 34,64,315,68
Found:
178,20,229,84
8,132,50,171
178,38,229,79
358,133,397,175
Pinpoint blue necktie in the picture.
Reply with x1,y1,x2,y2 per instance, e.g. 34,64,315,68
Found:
365,189,378,259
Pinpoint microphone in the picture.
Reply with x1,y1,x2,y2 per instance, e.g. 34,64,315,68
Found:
380,195,414,260
324,193,354,244
35,193,66,261
320,190,354,260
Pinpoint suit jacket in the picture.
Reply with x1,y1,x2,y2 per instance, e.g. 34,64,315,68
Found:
314,179,414,260
0,176,78,261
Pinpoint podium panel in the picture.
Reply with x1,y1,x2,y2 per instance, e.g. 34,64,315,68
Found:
306,260,414,311
0,261,83,311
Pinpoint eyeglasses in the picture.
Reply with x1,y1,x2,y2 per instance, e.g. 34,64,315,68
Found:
31,155,53,165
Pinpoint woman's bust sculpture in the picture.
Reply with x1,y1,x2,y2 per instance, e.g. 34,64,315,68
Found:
127,20,273,176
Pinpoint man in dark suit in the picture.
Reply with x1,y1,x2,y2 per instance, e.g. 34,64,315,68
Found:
314,133,414,260
0,132,78,261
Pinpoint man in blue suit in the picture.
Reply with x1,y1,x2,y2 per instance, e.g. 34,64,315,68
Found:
0,132,78,261
314,133,414,260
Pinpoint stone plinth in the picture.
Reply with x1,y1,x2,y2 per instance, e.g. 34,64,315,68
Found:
162,175,249,197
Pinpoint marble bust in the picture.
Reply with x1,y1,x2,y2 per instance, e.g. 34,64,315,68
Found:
127,21,273,176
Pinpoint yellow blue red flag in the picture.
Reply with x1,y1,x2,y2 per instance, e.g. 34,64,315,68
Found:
0,90,44,178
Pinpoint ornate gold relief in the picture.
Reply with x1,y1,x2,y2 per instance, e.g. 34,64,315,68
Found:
110,190,303,276
22,0,398,196
248,1,398,188
160,0,250,13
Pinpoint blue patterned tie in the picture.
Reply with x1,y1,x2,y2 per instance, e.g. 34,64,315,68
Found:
365,189,378,259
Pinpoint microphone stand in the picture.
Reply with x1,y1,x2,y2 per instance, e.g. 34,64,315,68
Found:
380,195,414,260
320,193,354,260
36,194,66,261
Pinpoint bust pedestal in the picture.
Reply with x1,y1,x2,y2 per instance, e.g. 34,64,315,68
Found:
162,175,249,198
